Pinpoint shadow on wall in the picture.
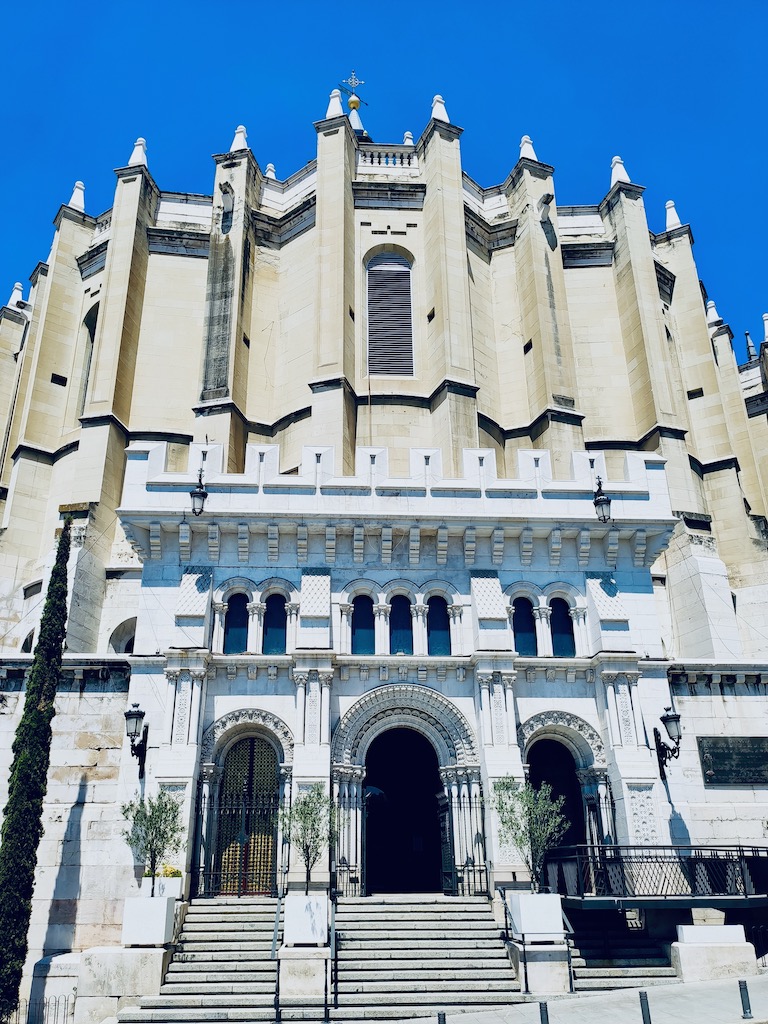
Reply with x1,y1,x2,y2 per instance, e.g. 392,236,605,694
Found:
29,775,87,1004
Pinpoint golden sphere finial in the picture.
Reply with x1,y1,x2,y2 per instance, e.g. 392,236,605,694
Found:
348,94,360,111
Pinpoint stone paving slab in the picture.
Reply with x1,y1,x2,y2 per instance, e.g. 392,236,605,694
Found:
400,975,768,1024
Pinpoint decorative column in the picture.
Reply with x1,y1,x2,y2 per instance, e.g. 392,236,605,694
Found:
502,672,516,747
627,672,646,746
412,603,428,656
247,601,266,653
197,762,223,891
293,672,308,744
476,673,494,746
349,766,364,895
338,603,353,655
602,671,621,746
491,675,506,745
533,604,553,656
285,602,300,653
188,668,207,746
278,765,293,881
570,607,589,656
374,603,390,655
319,671,333,745
211,601,227,653
163,668,179,744
615,673,637,745
448,604,463,656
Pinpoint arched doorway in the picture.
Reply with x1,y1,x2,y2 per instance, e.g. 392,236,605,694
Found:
214,736,280,895
364,728,443,893
527,738,587,846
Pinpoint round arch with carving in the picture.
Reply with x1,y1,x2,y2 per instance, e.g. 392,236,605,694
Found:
331,684,479,769
518,710,606,769
200,708,294,766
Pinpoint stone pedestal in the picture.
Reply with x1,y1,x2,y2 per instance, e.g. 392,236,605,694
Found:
73,947,168,1024
277,946,330,1001
507,941,571,995
671,925,758,982
121,896,176,946
503,891,570,995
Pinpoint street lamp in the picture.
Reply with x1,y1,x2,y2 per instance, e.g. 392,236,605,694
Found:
124,702,148,779
593,477,612,523
654,706,682,781
189,468,208,517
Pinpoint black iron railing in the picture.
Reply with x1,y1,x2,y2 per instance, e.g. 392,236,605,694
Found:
543,845,768,899
3,998,70,1024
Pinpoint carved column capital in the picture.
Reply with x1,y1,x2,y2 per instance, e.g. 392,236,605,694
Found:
339,603,353,617
374,603,390,620
213,601,226,615
247,601,266,618
448,604,463,621
411,603,428,620
532,606,551,622
285,602,300,617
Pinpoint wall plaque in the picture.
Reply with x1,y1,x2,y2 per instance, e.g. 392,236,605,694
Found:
698,737,768,786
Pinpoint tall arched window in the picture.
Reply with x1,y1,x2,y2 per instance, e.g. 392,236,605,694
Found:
389,595,413,655
223,593,249,655
351,595,375,656
262,594,287,655
78,303,99,416
426,596,451,656
512,598,537,656
367,253,413,376
550,598,576,657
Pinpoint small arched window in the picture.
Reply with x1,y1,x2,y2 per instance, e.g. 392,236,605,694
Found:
223,593,249,655
367,253,413,376
351,595,375,656
262,594,287,655
21,631,34,653
512,598,537,657
550,598,576,657
389,595,413,655
109,616,137,655
426,596,451,656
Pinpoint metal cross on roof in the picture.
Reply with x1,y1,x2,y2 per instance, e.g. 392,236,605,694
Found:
343,70,365,91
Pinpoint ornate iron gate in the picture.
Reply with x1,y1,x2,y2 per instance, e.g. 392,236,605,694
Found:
192,736,281,897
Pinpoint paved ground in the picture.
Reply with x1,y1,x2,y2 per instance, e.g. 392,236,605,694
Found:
403,974,768,1024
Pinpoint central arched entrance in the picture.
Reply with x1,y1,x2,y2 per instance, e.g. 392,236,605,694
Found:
527,738,587,846
364,728,443,893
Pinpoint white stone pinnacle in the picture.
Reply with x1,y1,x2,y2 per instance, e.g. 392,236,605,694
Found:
431,95,450,123
230,125,248,152
68,181,85,213
403,131,414,145
746,331,757,360
706,300,722,326
519,135,538,161
763,313,768,345
265,163,276,180
611,155,630,187
7,282,23,308
128,138,147,167
325,90,343,118
665,200,681,230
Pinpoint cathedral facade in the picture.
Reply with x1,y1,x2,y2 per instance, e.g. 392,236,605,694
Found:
2,88,768,997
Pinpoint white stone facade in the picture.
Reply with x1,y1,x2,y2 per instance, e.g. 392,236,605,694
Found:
2,92,768,999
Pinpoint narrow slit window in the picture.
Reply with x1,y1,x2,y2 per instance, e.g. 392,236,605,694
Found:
367,253,413,376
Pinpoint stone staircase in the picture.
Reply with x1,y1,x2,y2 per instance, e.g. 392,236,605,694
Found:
568,910,679,992
119,897,281,1023
320,894,520,1020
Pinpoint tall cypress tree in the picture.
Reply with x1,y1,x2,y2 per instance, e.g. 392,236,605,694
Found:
0,518,71,1018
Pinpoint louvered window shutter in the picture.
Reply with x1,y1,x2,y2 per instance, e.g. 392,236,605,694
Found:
367,253,414,375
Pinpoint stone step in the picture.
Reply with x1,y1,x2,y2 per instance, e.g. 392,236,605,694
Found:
285,1007,525,1022
574,966,677,979
139,996,276,1009
338,928,499,940
571,957,670,968
119,1009,276,1022
574,977,681,991
335,979,517,994
336,910,493,921
170,954,276,967
182,921,278,932
337,947,507,961
178,941,275,952
160,983,275,995
337,921,498,932
339,938,503,950
320,991,521,1006
336,963,512,977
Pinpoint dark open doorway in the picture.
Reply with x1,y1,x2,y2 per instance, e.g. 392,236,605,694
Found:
364,728,443,893
527,738,586,846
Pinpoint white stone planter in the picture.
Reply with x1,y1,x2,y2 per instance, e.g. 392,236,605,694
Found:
122,896,176,946
140,876,183,899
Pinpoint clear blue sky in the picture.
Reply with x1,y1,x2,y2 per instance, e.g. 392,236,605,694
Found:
2,0,765,362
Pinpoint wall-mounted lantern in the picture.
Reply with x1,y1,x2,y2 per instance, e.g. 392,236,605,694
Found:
189,468,208,517
124,702,148,779
654,706,682,781
593,476,612,523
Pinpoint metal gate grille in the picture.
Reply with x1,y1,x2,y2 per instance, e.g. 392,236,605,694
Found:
193,737,280,897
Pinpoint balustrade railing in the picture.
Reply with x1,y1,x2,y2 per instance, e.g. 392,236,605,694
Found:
543,844,768,899
357,146,418,171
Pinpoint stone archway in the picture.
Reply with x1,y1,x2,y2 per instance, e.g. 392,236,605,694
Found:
331,685,486,897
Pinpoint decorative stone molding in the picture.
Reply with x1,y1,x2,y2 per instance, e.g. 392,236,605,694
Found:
200,707,294,764
331,683,479,768
517,710,606,767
